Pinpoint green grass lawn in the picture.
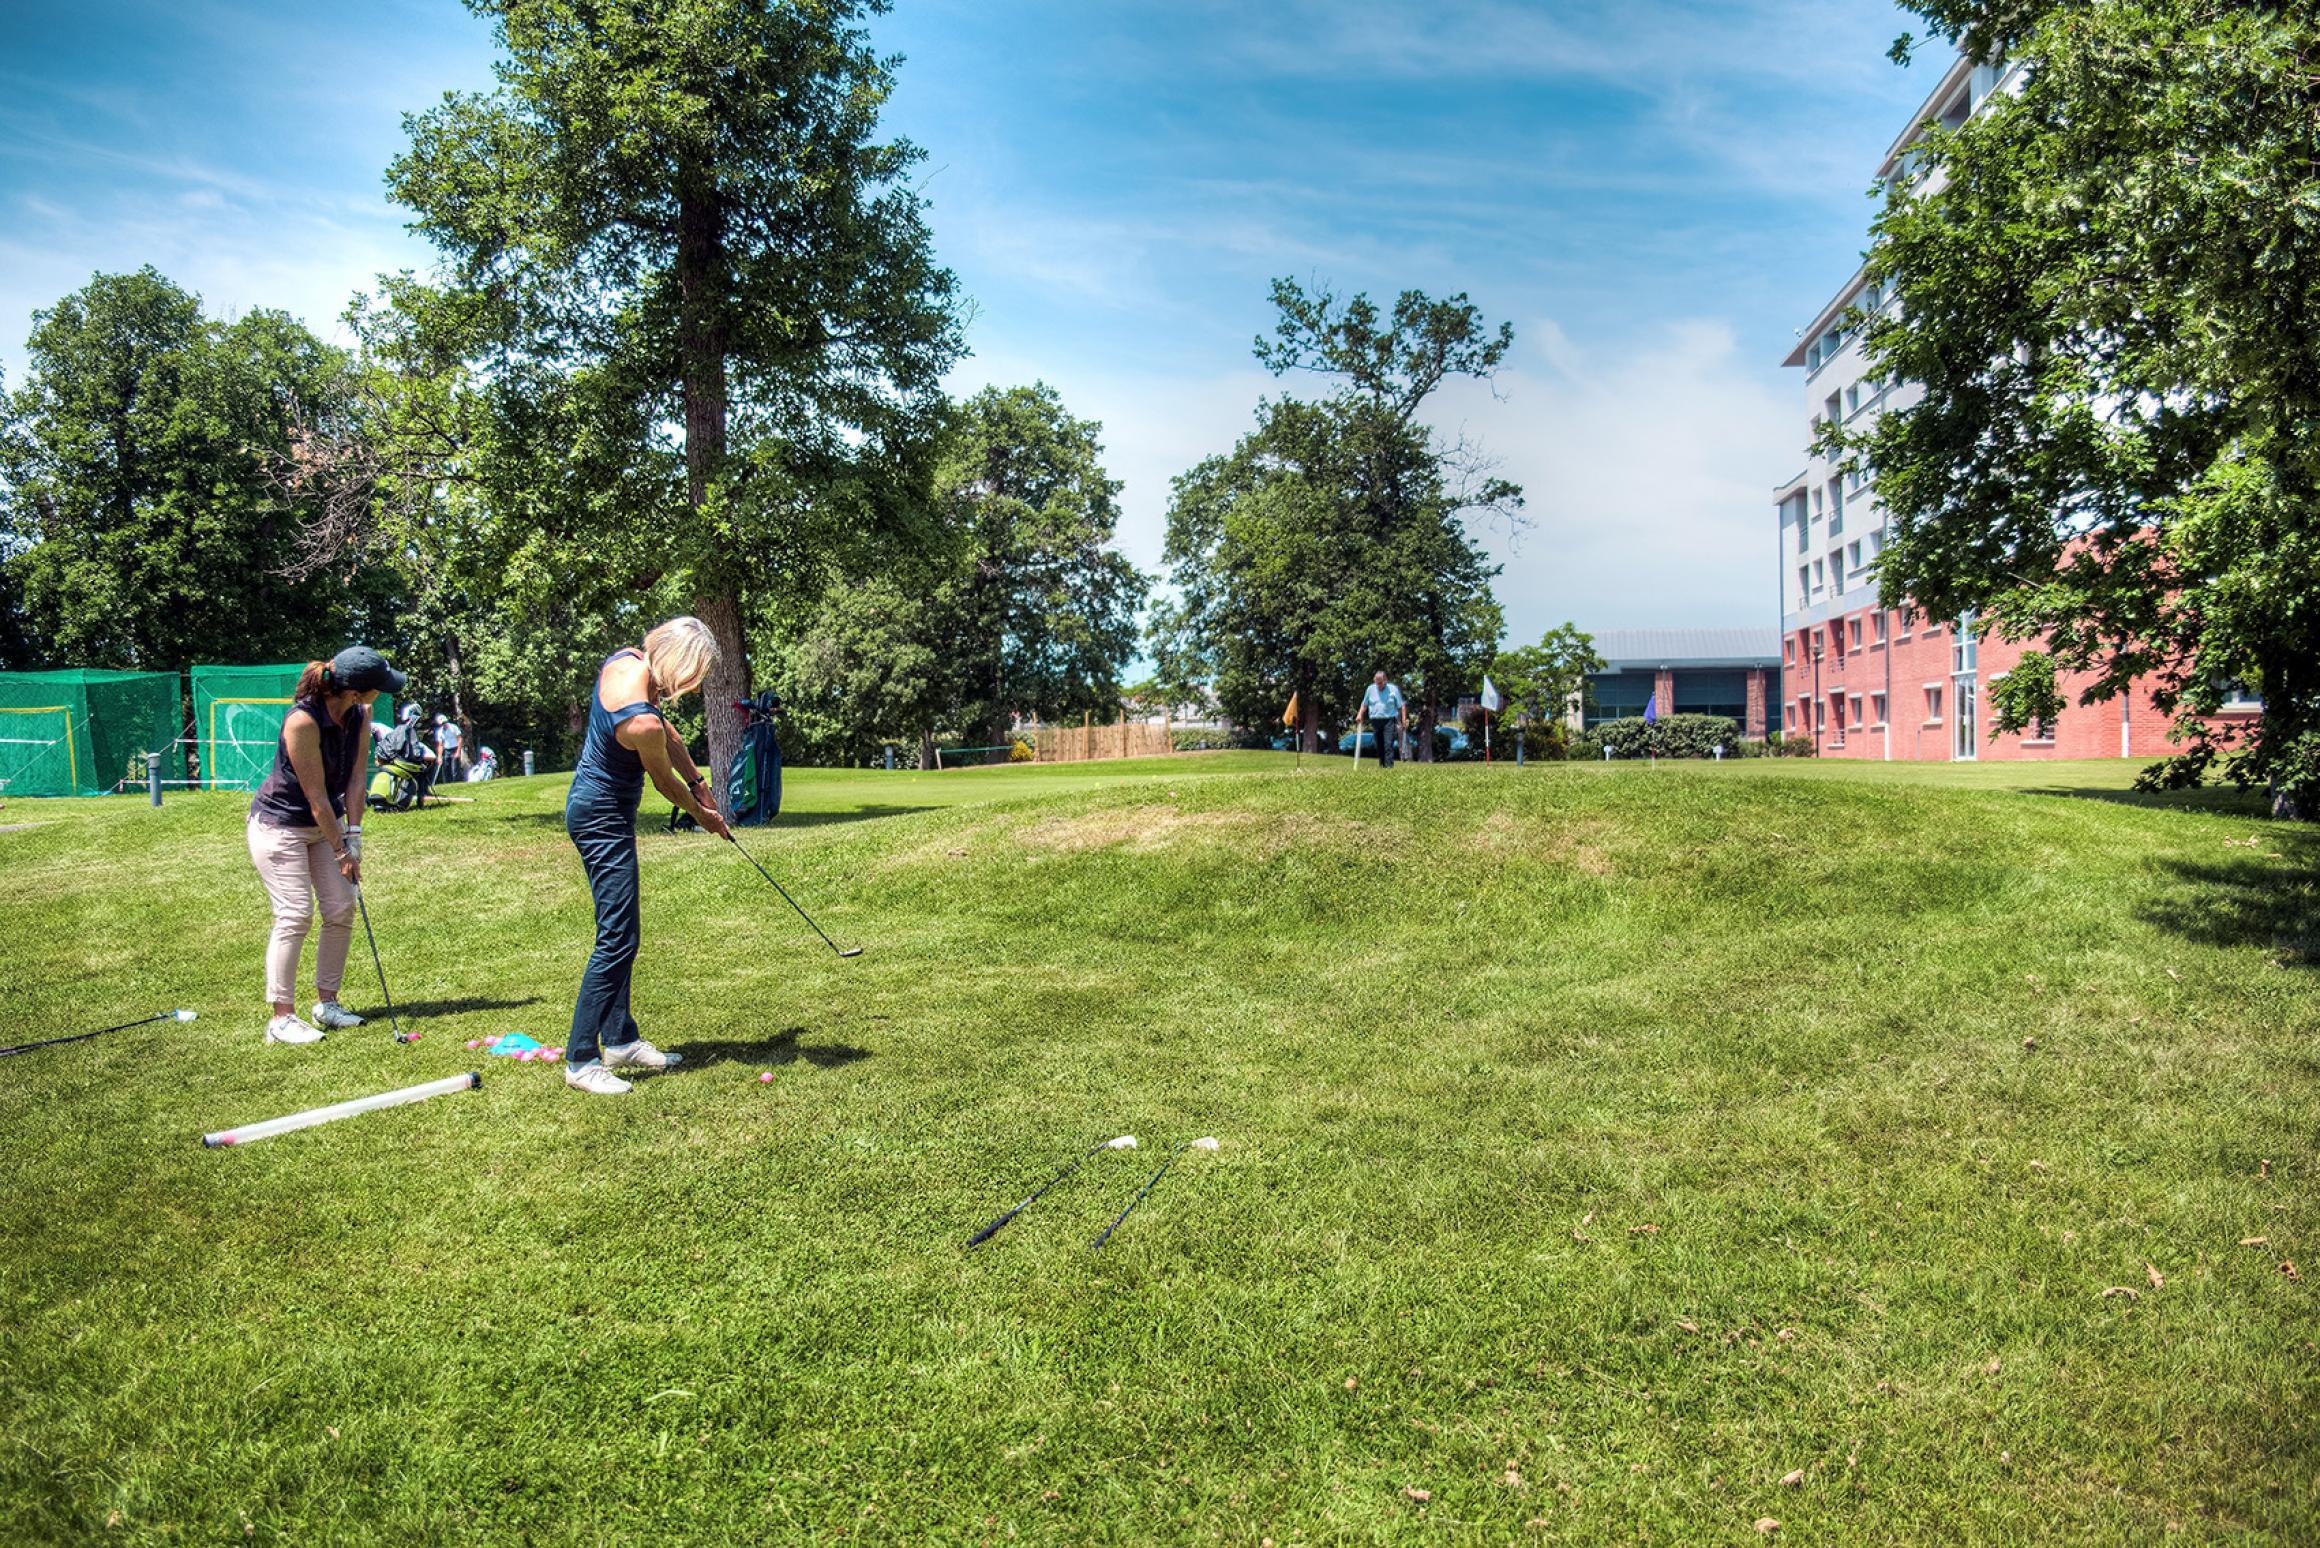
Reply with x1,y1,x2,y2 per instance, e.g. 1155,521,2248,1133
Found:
1,755,2314,1543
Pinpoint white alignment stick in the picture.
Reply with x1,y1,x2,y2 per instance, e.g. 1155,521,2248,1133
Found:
202,1072,481,1148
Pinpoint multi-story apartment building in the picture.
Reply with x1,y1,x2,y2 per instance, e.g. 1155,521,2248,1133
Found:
1773,51,2256,762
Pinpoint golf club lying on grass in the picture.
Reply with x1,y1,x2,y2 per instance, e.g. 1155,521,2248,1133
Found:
967,1134,1138,1248
0,1008,196,1060
203,1071,481,1148
1092,1136,1219,1250
352,887,416,1043
726,831,863,958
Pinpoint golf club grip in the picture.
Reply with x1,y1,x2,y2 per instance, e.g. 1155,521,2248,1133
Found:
1091,1157,1178,1250
966,1201,1031,1248
0,1011,170,1059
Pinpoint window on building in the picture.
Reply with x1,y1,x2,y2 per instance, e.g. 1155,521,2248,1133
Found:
1812,486,1824,516
1797,565,1811,602
2219,680,2264,711
1812,558,1825,590
1849,618,1863,650
1848,540,1863,572
1872,611,1889,644
1784,636,1795,666
1896,609,1913,639
1871,691,1887,726
1828,479,1845,534
1784,704,1795,731
1952,614,1979,675
1850,693,1865,727
1831,695,1846,741
1824,391,1841,427
1829,553,1845,596
1926,685,1944,722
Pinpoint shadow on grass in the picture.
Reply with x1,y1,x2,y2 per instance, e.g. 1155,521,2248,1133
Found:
2024,783,2273,817
395,996,544,1018
2141,827,2320,969
680,1028,872,1071
487,805,943,835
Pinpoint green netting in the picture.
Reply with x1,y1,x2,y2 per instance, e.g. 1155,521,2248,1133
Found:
0,670,182,797
190,665,391,792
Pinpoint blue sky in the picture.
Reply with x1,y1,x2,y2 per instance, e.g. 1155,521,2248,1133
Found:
0,0,1941,644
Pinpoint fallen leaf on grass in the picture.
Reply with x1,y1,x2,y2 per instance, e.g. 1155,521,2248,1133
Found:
325,1426,340,1440
1986,1358,2002,1375
1628,1223,1660,1236
2021,1036,2038,1050
1776,1328,1797,1342
2240,1236,2269,1247
2283,1261,2302,1282
2101,1287,2140,1300
2146,1263,2166,1290
1756,1518,1781,1534
1779,1469,1805,1487
2166,967,2181,980
2028,1160,2048,1171
1504,1467,1524,1488
1344,1377,1358,1391
2259,1159,2272,1179
1402,1487,1431,1502
1678,1320,1700,1334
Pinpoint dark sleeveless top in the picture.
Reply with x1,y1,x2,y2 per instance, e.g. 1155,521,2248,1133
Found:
249,697,365,829
566,650,661,819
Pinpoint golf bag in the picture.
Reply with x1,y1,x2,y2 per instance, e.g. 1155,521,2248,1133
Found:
367,715,435,812
668,690,782,832
727,690,783,827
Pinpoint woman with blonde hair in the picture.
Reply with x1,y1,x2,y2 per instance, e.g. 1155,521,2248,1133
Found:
245,645,405,1045
563,617,730,1094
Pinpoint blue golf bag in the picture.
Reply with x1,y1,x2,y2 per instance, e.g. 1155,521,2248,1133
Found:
725,690,783,826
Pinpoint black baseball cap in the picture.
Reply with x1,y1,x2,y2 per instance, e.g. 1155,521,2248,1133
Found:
330,645,407,695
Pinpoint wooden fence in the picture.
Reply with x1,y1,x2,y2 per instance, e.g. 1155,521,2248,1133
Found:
1026,713,1176,764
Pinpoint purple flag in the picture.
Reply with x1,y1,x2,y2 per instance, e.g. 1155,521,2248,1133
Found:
1643,694,1659,727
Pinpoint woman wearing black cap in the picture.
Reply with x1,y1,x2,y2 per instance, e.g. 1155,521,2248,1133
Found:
244,646,405,1045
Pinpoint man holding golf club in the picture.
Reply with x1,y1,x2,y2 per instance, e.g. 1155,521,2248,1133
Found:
564,617,730,1096
244,646,404,1045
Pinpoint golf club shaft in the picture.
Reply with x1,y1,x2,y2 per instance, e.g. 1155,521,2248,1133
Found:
967,1138,1111,1248
353,888,408,1041
1092,1140,1194,1250
0,1010,173,1059
727,833,855,957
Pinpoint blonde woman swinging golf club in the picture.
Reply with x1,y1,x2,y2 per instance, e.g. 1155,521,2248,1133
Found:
563,617,730,1095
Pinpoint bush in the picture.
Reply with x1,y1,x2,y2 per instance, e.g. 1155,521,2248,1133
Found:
1571,714,1742,761
1455,707,1567,761
1008,739,1034,762
1762,730,1817,758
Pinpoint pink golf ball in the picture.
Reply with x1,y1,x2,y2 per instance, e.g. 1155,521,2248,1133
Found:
758,1071,774,1083
484,1035,502,1047
465,1039,481,1050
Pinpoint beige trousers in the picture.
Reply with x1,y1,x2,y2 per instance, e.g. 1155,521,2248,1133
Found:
246,816,355,1007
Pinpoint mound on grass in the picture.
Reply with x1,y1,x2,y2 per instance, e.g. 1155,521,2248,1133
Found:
0,760,2313,1543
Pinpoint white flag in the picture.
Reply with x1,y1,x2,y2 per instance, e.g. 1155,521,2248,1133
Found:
1480,675,1503,713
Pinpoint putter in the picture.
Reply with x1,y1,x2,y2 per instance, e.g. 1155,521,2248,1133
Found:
1092,1136,1219,1250
967,1134,1137,1249
0,1008,196,1060
725,831,863,957
353,888,415,1042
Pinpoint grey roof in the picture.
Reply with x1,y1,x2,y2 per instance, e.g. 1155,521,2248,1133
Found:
1589,627,1781,669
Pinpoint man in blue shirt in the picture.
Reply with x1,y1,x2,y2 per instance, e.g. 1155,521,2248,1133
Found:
1359,670,1407,768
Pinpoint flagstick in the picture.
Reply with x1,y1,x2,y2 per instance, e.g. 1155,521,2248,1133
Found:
1484,706,1491,766
1353,710,1364,772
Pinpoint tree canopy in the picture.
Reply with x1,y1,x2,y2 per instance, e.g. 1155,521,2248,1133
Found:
1156,280,1515,747
384,0,964,778
1838,0,2320,816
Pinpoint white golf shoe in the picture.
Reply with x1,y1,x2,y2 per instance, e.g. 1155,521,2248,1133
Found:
563,1059,633,1095
264,1014,325,1045
603,1038,682,1073
310,1000,365,1030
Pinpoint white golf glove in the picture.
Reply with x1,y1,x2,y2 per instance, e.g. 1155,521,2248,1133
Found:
343,828,362,860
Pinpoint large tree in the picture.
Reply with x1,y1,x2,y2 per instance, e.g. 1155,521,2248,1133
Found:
1156,280,1515,750
0,268,381,671
1842,1,2320,817
1489,623,1605,728
386,0,963,778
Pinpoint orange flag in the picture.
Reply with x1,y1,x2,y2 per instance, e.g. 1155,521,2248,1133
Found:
1281,691,1300,728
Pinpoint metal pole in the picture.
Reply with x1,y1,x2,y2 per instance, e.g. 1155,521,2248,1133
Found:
149,751,163,807
523,747,535,777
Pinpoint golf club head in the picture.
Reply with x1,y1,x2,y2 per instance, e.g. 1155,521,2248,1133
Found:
1191,1137,1220,1151
394,1031,420,1044
1106,1135,1138,1150
173,1010,198,1022
838,946,864,958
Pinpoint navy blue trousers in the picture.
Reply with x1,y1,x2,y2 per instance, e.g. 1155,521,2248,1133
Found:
566,795,644,1063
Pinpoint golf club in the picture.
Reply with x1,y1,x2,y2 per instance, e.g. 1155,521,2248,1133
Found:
1091,1136,1219,1250
353,887,415,1043
0,1008,196,1060
967,1134,1137,1248
726,831,863,958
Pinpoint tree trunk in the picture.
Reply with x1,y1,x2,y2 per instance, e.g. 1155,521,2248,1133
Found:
679,162,742,781
1417,702,1437,762
1299,685,1319,754
919,728,937,771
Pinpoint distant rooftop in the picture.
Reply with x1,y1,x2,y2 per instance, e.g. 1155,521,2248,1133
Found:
1590,628,1780,668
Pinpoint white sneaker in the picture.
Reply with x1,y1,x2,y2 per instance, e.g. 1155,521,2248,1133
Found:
311,1000,365,1030
603,1038,682,1073
564,1059,632,1095
264,1014,325,1045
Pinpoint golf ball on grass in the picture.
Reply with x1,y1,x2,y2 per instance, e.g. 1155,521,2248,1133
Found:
757,1071,774,1083
466,1039,481,1050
